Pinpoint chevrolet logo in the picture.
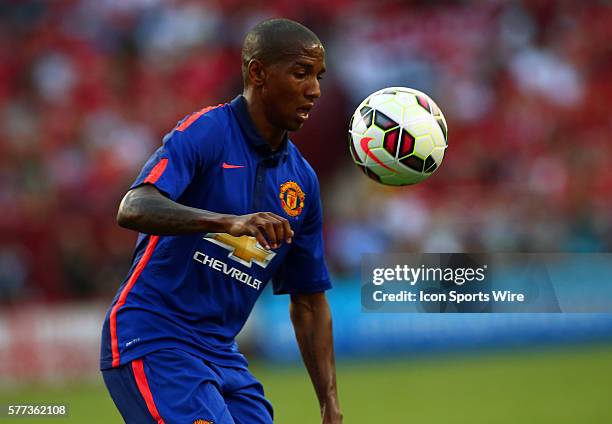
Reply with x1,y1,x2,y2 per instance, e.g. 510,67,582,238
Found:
203,233,276,268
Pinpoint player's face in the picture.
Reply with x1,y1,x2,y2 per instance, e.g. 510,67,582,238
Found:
263,44,326,131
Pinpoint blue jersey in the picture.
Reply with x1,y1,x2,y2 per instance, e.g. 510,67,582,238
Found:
100,95,331,370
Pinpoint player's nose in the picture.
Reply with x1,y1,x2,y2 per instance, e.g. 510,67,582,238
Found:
305,77,321,100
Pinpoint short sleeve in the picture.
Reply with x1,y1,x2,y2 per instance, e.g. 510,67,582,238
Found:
130,115,222,200
273,175,332,295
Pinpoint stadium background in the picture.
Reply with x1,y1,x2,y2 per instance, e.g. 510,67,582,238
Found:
1,0,611,423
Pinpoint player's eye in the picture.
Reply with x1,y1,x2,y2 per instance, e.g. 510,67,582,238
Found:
294,72,307,79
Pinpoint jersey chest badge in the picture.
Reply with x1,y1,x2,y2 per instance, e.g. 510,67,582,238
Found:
279,181,305,217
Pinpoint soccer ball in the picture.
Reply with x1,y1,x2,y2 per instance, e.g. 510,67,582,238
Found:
348,86,448,185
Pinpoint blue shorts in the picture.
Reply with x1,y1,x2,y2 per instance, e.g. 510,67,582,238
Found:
101,348,273,424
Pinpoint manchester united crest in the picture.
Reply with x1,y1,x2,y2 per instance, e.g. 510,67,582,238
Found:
279,181,305,217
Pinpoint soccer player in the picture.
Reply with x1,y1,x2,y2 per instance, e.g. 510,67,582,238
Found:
100,18,342,424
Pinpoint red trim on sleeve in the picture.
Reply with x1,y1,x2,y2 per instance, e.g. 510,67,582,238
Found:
131,359,165,424
144,159,168,184
109,236,159,367
176,104,223,132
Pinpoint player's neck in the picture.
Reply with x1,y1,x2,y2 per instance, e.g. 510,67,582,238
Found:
243,92,286,151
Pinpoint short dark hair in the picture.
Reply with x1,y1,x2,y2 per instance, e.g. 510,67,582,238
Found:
241,18,322,84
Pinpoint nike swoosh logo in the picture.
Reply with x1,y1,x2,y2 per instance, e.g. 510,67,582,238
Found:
359,137,395,172
222,162,245,169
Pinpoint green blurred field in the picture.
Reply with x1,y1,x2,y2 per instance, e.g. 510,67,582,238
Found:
2,345,611,423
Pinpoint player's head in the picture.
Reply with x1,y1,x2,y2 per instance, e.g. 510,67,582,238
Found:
242,18,326,131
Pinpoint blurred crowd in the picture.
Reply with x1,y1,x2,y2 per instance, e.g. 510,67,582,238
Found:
0,0,610,301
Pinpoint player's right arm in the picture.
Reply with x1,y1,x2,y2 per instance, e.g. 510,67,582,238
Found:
119,113,291,249
117,184,292,249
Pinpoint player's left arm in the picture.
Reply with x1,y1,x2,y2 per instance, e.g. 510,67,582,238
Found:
290,291,342,424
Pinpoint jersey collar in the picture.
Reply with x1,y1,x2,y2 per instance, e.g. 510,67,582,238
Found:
230,95,289,163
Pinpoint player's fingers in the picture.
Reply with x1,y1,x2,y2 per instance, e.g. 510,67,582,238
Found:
251,227,270,250
265,212,292,244
261,221,278,249
265,213,285,247
281,218,293,243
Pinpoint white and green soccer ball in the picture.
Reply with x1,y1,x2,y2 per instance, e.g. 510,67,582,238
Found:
349,86,448,185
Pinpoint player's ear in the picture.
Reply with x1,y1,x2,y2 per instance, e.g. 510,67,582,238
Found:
247,59,266,87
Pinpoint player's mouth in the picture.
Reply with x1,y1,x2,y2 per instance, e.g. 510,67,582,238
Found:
296,104,313,122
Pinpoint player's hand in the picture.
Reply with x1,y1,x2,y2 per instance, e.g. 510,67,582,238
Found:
225,212,293,250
